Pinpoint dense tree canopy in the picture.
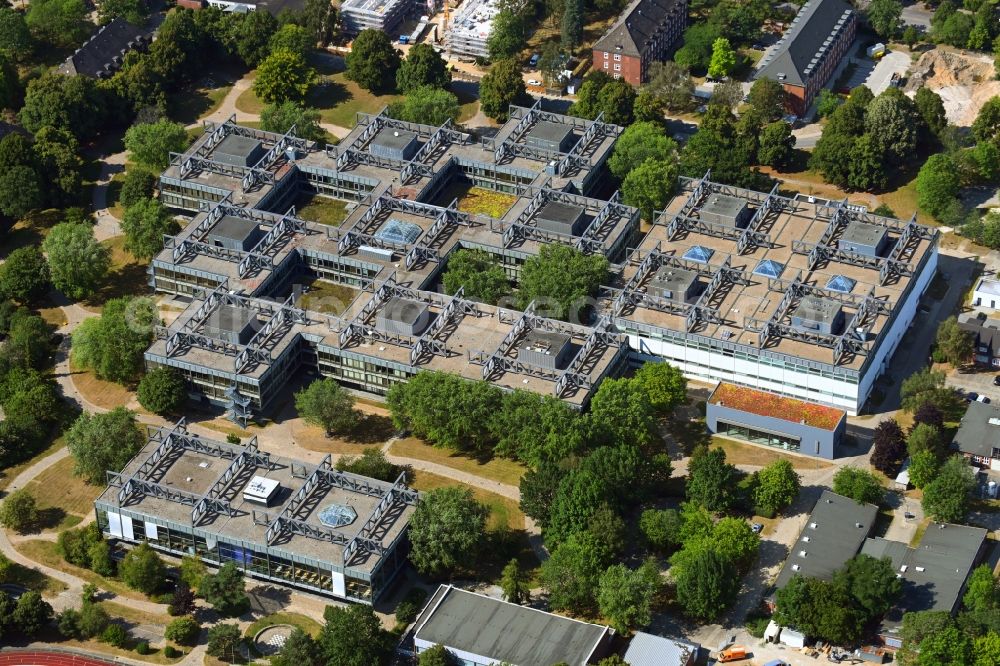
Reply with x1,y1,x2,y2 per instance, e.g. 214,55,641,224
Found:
752,459,800,517
67,407,145,484
518,244,608,321
121,198,179,260
137,367,188,415
408,486,488,578
345,29,400,92
42,222,110,300
0,247,49,304
396,43,450,93
686,446,738,512
487,9,525,61
441,249,511,304
70,296,156,384
19,72,104,140
319,604,393,666
294,377,359,435
260,102,325,142
119,542,167,594
832,467,884,506
922,455,976,523
199,562,248,616
607,122,678,180
253,47,316,104
387,86,459,126
480,59,524,121
621,158,679,221
25,0,90,49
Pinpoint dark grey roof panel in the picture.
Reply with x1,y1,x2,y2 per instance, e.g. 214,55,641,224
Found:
755,0,855,87
593,0,685,58
59,18,150,78
414,585,611,666
774,490,877,589
951,400,1000,459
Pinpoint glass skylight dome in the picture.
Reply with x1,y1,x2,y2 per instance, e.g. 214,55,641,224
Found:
375,219,422,245
753,259,785,279
318,504,357,528
825,275,857,293
683,245,714,263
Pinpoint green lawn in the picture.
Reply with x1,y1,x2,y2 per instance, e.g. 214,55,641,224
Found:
236,70,401,129
170,83,234,125
106,171,127,220
21,455,96,532
294,193,349,226
82,236,148,311
245,612,323,639
298,278,358,315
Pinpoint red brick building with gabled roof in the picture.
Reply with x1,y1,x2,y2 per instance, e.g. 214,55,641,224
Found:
591,0,687,86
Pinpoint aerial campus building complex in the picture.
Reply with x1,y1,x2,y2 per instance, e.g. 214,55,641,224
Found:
95,420,418,604
152,103,938,435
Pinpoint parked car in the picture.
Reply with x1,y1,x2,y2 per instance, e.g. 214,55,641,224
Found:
527,78,542,87
993,375,1000,386
750,522,764,534
528,53,540,67
398,35,409,44
977,395,991,404
966,392,979,403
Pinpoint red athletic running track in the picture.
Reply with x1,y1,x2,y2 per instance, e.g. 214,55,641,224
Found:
0,651,117,666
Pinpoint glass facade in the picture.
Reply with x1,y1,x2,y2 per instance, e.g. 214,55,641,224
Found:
94,505,405,604
716,420,801,452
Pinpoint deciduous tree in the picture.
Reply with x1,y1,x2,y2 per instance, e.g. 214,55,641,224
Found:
42,223,110,300
70,297,156,384
621,158,679,222
269,23,313,57
294,377,359,435
518,244,608,321
867,0,902,38
922,455,976,523
645,61,694,112
488,9,525,60
319,604,392,666
137,367,188,415
541,533,606,612
917,153,961,221
254,47,315,104
936,316,974,367
479,59,524,121
0,488,38,533
832,466,884,505
686,446,738,512
125,120,188,171
345,29,400,92
25,0,89,49
260,102,325,142
752,459,800,517
408,487,488,578
632,361,687,416
121,198,179,260
607,121,677,180
707,37,736,79
597,560,661,633
206,623,243,663
119,543,166,595
871,419,906,475
674,547,739,620
908,449,940,489
67,407,145,484
441,249,511,304
387,86,459,126
396,43,450,93
0,247,49,304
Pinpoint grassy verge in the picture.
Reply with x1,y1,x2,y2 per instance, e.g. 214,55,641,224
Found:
14,540,160,602
45,633,183,664
710,436,834,470
69,358,137,411
4,559,69,597
106,171,128,220
171,84,234,125
389,438,527,487
21,455,98,532
0,436,66,492
0,210,65,258
245,612,323,639
82,236,148,312
292,414,395,455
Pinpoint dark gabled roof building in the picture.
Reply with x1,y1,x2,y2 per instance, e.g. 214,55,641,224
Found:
952,399,1000,470
773,490,878,590
862,523,987,649
754,0,857,116
58,18,151,79
960,312,1000,370
592,0,687,86
413,585,614,665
